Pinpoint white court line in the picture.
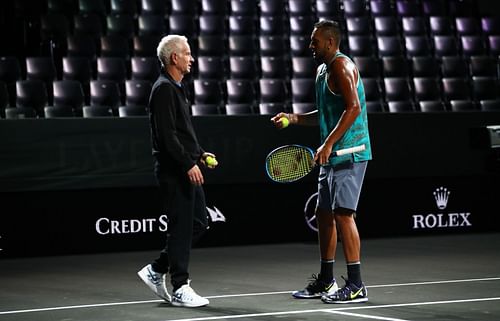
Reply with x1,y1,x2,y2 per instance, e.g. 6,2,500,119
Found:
163,297,500,321
0,277,499,315
325,310,410,321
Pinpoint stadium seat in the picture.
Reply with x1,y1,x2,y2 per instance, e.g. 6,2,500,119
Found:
348,36,375,57
455,17,481,36
404,35,432,57
481,17,500,36
362,78,383,102
377,36,403,57
118,105,147,117
258,102,286,115
259,78,288,103
110,0,137,15
374,16,399,36
197,56,226,80
40,13,70,50
433,35,459,57
396,0,420,17
487,36,500,56
387,101,415,112
366,101,385,112
421,0,447,16
97,57,127,84
292,102,315,113
229,56,258,80
90,80,122,110
141,0,167,15
449,100,476,111
289,16,315,36
291,56,317,78
44,105,75,118
428,16,453,36
413,77,442,101
346,16,372,36
171,0,197,14
73,13,104,40
133,35,161,57
5,107,37,119
193,79,224,105
199,15,226,36
441,56,468,78
411,56,439,78
260,0,285,16
289,0,313,16
479,99,500,111
169,15,197,38
131,57,160,82
259,16,286,35
230,0,256,16
291,78,315,103
370,0,395,17
260,36,286,56
383,77,412,102
201,0,227,15
471,76,498,101
25,57,57,95
138,14,166,36
100,35,130,58
460,35,486,57
53,80,85,113
229,15,255,35
78,0,106,17
226,79,256,104
382,56,409,77
16,80,48,116
229,35,257,56
260,56,288,79
66,34,97,59
191,104,221,115
125,80,152,107
418,100,446,112
290,35,311,57
62,56,92,85
401,17,426,36
316,0,341,18
469,56,498,78
83,105,114,117
199,35,226,56
0,81,9,115
0,56,22,107
225,103,254,115
343,0,368,17
442,78,472,102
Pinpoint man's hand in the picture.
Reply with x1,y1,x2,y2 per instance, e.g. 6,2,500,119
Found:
314,143,333,165
187,164,204,185
201,152,218,169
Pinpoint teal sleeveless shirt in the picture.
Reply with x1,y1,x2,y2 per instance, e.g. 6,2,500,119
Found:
316,52,372,166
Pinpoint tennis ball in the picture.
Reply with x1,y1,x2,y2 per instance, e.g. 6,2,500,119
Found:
280,117,289,128
205,156,218,167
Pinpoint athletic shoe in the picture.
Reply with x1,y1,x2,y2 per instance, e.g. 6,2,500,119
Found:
321,276,368,304
292,274,338,299
171,281,209,307
137,264,171,302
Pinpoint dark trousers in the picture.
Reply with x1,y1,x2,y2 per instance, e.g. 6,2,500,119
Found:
151,178,208,290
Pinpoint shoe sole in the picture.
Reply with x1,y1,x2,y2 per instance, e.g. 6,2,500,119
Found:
292,283,339,299
171,300,209,307
137,269,171,302
322,297,368,304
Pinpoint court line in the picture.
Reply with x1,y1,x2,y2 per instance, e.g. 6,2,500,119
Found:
324,310,410,321
163,297,500,321
0,277,499,315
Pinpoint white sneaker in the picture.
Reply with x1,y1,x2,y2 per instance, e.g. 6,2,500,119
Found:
171,281,209,307
137,264,171,302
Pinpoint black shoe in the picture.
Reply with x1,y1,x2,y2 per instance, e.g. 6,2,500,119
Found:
292,274,338,299
321,276,368,304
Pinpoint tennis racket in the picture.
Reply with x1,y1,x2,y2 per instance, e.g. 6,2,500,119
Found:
265,144,366,183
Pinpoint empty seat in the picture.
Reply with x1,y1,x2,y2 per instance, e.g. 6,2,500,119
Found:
383,77,412,101
419,100,446,112
171,0,197,14
90,80,122,109
396,0,420,17
190,104,219,115
259,16,286,35
131,56,160,82
348,35,375,57
428,16,453,36
260,0,285,16
40,13,70,49
289,15,314,36
441,56,468,78
260,36,286,56
78,0,107,16
110,0,137,15
25,57,57,93
469,56,498,77
387,101,415,112
193,79,224,105
5,107,37,119
229,15,255,35
460,35,486,57
197,56,226,80
290,35,311,57
421,0,447,16
346,16,372,36
225,103,254,115
343,0,368,17
292,102,315,113
291,78,315,103
370,0,395,17
97,57,127,84
449,100,476,111
226,79,256,104
291,56,317,78
44,105,75,118
199,35,226,56
362,77,383,102
401,16,426,36
366,101,385,112
125,80,152,107
230,0,256,16
73,13,104,40
16,80,48,116
133,35,161,57
377,36,403,57
62,56,92,84
0,81,9,115
229,35,257,56
261,56,288,79
382,56,409,77
441,77,471,102
411,56,439,78
83,105,114,117
259,78,287,103
0,56,22,106
481,17,500,36
479,99,500,111
199,15,226,36
374,16,399,36
106,14,135,38
67,34,97,58
487,36,500,56
53,80,85,112
471,76,498,101
138,14,166,36
169,15,197,38
455,17,481,36
448,0,478,17
229,56,258,80
413,77,442,101
118,105,147,117
201,0,227,15
404,35,431,57
289,0,313,16
141,0,168,15
100,35,131,58
316,0,341,18
258,103,286,115
433,36,459,57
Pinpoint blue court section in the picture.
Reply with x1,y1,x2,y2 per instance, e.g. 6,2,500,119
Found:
1,233,499,321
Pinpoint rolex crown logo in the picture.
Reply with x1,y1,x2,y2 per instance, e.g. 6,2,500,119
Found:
433,187,450,210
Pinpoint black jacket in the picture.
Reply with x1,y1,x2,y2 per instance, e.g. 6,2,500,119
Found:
148,71,204,181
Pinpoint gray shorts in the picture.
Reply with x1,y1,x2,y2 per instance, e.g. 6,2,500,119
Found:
316,161,368,212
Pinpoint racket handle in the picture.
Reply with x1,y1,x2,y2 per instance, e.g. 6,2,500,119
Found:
333,144,366,157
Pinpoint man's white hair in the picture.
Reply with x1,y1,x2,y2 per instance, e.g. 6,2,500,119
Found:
157,35,188,68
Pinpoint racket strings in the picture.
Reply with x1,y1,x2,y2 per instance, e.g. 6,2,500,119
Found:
267,147,314,182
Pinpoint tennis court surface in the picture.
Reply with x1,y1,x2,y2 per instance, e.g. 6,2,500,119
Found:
1,233,499,321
